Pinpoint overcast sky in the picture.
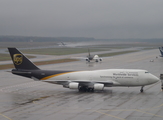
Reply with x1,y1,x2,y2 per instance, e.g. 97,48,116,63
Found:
0,0,163,39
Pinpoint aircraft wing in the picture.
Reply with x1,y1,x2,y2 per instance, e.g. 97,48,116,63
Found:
71,57,88,60
43,80,114,87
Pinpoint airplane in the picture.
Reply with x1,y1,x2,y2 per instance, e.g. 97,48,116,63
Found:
86,49,102,62
74,49,102,62
159,47,163,57
8,48,159,93
60,42,66,46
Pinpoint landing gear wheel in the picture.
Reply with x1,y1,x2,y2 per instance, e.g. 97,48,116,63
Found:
78,86,94,92
140,89,143,93
89,88,94,92
78,86,87,92
140,86,144,93
78,86,84,92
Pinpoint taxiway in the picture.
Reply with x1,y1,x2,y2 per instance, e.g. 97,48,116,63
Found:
0,48,163,120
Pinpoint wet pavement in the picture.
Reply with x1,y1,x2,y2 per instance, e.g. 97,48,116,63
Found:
0,48,163,120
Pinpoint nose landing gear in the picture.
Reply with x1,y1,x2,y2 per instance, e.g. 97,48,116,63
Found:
160,74,163,91
140,86,144,93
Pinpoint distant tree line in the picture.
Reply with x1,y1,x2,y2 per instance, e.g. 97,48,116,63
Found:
0,36,95,42
0,36,163,43
96,38,163,43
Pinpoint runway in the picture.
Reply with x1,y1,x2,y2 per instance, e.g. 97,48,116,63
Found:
0,48,163,120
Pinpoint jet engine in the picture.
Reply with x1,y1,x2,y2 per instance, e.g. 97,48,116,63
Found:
68,83,104,91
68,82,79,89
86,58,90,62
94,83,104,90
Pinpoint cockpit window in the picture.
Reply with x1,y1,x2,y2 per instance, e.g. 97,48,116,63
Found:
145,71,149,73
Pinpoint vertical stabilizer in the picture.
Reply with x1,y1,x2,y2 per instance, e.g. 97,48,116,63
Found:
8,48,39,70
159,47,163,57
88,48,91,57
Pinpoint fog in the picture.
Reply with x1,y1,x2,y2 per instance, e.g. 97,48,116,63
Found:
0,0,163,39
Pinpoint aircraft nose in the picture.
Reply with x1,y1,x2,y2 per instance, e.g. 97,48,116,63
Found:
149,74,160,83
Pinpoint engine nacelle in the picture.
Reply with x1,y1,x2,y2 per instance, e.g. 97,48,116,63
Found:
94,83,104,90
68,82,79,89
86,58,90,62
94,55,99,59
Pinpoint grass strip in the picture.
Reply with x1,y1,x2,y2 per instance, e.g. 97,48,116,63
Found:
0,54,10,61
0,59,78,70
21,48,106,55
34,59,78,66
0,53,35,61
0,64,15,70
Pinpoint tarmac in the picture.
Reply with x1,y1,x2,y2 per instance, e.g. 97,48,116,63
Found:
0,48,163,120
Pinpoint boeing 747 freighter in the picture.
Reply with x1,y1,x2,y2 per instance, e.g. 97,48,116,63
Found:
8,48,159,93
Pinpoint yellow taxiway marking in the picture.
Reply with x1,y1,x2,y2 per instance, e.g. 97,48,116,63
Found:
0,113,12,120
154,103,163,108
96,110,126,120
135,109,163,118
98,108,163,119
99,109,135,112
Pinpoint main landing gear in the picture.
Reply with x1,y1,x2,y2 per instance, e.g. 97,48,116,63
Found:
78,86,94,92
140,86,144,93
160,74,163,91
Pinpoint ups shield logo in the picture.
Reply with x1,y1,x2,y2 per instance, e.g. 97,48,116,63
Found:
13,54,23,65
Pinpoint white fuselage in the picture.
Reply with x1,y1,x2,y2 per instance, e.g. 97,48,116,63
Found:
46,69,159,87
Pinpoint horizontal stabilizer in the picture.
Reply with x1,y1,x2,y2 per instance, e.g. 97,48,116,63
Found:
12,71,32,74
